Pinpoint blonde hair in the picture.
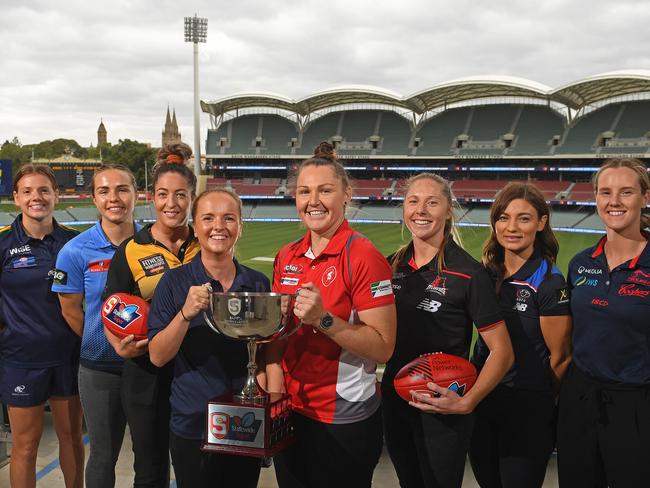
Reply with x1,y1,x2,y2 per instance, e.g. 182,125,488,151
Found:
391,172,461,272
592,157,650,232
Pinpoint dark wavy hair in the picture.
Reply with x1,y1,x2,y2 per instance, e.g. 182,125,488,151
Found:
482,182,558,290
152,142,196,192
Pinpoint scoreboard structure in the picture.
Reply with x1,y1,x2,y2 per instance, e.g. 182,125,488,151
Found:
32,156,102,193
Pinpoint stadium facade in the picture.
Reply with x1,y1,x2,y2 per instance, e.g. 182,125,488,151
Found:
200,71,650,234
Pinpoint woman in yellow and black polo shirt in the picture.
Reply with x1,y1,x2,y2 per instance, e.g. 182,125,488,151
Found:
102,143,200,488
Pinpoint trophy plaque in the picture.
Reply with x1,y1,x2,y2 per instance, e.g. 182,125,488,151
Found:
202,292,299,457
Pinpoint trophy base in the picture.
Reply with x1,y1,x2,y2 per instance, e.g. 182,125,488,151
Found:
202,392,294,458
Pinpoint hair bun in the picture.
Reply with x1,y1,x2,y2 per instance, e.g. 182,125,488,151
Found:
313,141,336,161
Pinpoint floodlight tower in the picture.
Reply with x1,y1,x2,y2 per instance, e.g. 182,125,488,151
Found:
184,14,207,176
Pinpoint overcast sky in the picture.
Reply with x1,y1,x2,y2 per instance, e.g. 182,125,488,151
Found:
1,0,649,149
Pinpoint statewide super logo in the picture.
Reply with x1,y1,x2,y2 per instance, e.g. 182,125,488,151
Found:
370,280,393,298
102,296,142,331
209,411,262,443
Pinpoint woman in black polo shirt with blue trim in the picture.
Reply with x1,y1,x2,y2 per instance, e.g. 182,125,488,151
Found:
557,158,650,487
384,172,514,488
148,189,269,488
470,182,572,488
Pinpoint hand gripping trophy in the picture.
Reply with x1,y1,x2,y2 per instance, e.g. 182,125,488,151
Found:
202,291,299,457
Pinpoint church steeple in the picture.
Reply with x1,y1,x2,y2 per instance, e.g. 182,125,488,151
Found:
97,119,107,146
162,107,181,147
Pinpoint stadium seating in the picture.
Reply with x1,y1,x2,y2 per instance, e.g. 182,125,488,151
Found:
299,113,342,153
557,104,621,154
376,112,413,155
528,180,571,200
508,105,565,155
451,179,508,199
568,182,594,202
415,108,469,155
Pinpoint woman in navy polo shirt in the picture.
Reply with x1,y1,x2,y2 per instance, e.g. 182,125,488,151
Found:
470,182,572,488
148,189,269,488
383,172,513,488
557,158,650,487
53,164,139,488
0,164,82,488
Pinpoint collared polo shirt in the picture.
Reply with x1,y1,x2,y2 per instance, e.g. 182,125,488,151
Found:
52,220,141,372
569,236,650,385
104,223,200,302
383,239,503,388
273,220,395,424
473,253,570,392
148,255,270,439
0,216,79,367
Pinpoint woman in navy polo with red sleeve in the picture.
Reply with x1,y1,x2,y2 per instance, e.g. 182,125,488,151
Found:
470,182,572,488
383,172,514,488
0,164,82,488
266,142,397,488
557,158,650,487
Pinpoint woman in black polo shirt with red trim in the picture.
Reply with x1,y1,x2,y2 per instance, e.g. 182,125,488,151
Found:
557,158,650,487
383,172,514,488
469,182,572,488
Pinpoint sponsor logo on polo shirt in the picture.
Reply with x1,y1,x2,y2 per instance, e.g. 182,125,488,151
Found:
618,283,650,297
322,266,337,287
370,280,393,298
138,254,168,276
209,411,262,443
574,276,598,287
89,260,111,273
281,276,300,286
103,297,143,330
578,266,603,275
556,288,569,304
283,264,303,275
392,283,402,290
416,298,442,313
13,385,26,394
591,298,609,307
626,269,650,286
516,289,531,302
9,245,31,256
11,256,36,268
513,303,528,312
426,276,447,296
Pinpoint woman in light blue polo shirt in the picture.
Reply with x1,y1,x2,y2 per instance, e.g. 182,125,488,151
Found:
53,164,139,488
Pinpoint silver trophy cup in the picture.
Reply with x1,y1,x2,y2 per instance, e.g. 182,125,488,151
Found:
203,292,299,401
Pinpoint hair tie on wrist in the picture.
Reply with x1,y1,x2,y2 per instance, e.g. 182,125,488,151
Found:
165,154,184,164
180,308,190,322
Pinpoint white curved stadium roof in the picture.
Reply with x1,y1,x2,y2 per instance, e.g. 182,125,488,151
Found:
202,71,650,117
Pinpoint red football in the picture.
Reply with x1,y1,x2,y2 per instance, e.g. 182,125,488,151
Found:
393,352,477,403
101,293,149,340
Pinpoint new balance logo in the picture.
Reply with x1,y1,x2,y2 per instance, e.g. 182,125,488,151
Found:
416,299,442,313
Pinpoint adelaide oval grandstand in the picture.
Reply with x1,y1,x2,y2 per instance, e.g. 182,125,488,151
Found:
197,71,650,234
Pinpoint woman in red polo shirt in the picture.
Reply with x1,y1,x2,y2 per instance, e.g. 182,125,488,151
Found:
267,142,397,488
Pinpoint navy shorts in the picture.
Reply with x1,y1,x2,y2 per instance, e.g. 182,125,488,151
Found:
0,363,79,407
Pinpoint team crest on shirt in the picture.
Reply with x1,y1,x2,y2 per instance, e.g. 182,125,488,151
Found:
626,269,650,286
138,254,169,276
426,276,447,296
322,266,337,287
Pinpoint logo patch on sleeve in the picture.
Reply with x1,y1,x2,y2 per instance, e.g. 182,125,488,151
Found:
52,269,68,285
138,254,169,276
370,280,393,298
556,288,569,304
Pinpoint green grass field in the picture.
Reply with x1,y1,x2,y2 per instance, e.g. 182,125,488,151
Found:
236,222,600,279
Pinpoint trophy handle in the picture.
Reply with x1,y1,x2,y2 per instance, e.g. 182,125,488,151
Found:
203,297,222,335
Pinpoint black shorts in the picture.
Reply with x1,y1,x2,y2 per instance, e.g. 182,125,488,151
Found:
0,362,79,406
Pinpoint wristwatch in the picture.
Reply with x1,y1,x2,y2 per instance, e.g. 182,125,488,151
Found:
319,312,334,331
